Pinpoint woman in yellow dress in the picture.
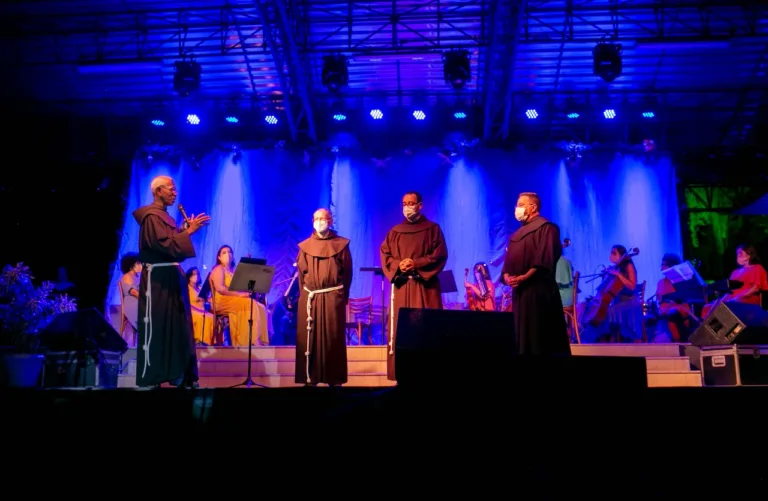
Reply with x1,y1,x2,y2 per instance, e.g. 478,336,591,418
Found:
210,245,269,346
186,267,215,345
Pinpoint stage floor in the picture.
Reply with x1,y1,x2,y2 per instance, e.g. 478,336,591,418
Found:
117,343,703,388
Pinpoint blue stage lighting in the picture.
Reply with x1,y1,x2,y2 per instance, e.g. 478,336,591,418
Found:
186,114,200,125
370,109,383,119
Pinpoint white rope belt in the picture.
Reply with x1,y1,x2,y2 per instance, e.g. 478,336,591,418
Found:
142,262,179,379
389,282,395,355
303,284,344,384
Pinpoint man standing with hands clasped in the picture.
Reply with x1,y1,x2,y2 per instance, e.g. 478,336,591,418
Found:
501,192,570,356
380,191,448,381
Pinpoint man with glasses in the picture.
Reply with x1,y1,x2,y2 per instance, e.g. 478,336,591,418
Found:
132,175,210,388
502,192,570,356
380,191,448,381
295,208,353,386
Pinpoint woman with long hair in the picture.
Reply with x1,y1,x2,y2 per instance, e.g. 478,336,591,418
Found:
186,267,215,345
701,244,768,318
581,245,644,343
209,245,269,346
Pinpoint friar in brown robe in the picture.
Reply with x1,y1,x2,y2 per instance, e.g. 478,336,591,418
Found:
132,175,210,388
295,209,353,386
380,192,448,380
502,192,570,356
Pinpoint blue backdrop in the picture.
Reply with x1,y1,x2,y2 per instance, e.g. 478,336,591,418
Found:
107,148,682,334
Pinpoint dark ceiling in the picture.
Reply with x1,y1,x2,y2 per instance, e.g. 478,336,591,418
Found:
2,0,767,150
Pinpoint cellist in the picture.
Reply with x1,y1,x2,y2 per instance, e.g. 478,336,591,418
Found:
581,245,644,343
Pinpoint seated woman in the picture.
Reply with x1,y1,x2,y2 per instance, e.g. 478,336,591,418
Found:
653,253,696,342
186,267,215,345
701,244,768,318
119,253,142,347
581,245,644,343
464,262,496,311
210,245,269,346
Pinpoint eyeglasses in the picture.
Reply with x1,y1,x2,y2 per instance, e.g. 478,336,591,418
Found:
402,202,420,207
161,185,177,193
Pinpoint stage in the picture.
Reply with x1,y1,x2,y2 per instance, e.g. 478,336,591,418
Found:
115,343,704,388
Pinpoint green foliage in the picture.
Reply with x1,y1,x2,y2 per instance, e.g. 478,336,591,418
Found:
0,263,78,352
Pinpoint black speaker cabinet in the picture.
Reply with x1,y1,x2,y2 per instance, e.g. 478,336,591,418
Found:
690,301,768,347
40,308,128,354
394,308,647,389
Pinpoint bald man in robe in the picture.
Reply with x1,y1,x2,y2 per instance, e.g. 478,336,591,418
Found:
295,208,353,386
132,175,210,388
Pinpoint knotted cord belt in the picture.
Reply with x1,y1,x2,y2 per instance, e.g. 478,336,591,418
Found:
303,284,344,384
142,262,179,379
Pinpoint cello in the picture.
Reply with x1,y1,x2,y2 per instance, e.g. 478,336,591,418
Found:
581,247,640,327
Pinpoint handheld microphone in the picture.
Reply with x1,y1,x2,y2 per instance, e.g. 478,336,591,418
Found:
177,204,192,230
178,204,191,227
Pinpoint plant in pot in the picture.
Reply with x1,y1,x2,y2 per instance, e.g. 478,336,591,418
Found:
0,263,77,387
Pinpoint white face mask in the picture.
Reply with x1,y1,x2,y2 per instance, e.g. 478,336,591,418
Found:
403,206,419,220
514,207,527,222
314,220,329,235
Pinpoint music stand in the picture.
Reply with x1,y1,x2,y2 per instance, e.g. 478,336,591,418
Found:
360,267,387,339
662,260,707,304
437,270,458,294
228,257,275,388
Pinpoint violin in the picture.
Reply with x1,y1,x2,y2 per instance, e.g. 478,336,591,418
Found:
580,247,640,328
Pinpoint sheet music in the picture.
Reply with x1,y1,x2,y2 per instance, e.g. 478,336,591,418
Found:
662,260,705,285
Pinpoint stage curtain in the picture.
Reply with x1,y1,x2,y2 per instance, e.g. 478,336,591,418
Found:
107,149,681,327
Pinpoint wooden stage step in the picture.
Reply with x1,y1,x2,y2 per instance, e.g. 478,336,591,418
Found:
117,344,701,388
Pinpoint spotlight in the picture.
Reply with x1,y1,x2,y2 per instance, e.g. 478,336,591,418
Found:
413,110,426,120
264,115,278,125
454,112,467,119
322,55,348,92
593,42,623,83
443,50,471,90
370,109,383,120
173,58,201,96
603,109,616,119
151,119,165,126
225,116,239,123
333,114,347,121
525,109,539,119
186,114,200,125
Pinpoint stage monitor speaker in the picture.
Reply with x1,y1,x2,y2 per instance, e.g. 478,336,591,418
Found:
689,301,768,347
40,308,128,354
394,308,647,389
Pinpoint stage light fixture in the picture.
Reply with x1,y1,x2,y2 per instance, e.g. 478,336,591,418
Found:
413,110,426,120
603,109,616,119
443,50,472,90
567,112,580,119
186,114,200,125
370,109,383,120
642,111,655,118
265,115,278,125
322,55,348,92
454,112,467,119
173,58,201,96
150,119,165,126
225,116,239,123
592,42,623,83
525,109,539,119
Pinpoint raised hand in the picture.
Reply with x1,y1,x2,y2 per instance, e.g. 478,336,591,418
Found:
188,213,211,234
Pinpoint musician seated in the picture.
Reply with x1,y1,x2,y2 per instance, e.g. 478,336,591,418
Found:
701,244,768,318
210,245,270,346
464,263,496,311
186,267,214,345
581,245,644,343
653,253,695,342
